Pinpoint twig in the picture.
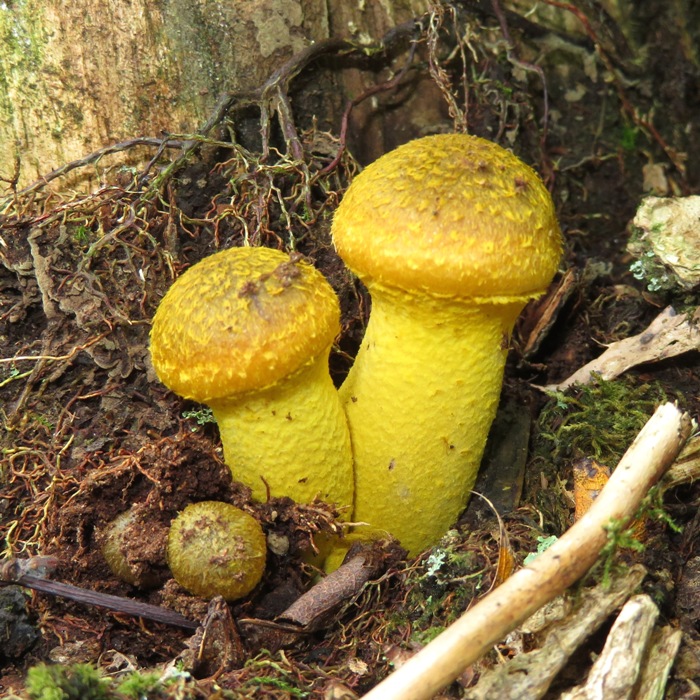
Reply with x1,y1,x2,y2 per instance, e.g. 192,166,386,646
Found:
4,137,184,203
0,332,110,364
278,551,384,631
0,556,198,631
362,402,691,700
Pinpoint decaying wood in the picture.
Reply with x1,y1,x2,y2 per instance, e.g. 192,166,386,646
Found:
362,403,691,700
462,565,647,699
522,268,579,358
175,596,245,678
660,433,700,492
560,594,660,700
1,0,429,189
636,625,684,700
547,306,700,391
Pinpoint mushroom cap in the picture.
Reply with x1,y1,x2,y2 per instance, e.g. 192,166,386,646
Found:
167,501,267,601
150,247,340,404
331,134,562,300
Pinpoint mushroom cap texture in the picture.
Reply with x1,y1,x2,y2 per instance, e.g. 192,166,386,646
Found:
167,501,267,601
331,133,562,299
150,247,340,404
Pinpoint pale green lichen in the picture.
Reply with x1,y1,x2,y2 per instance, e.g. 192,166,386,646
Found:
0,0,49,146
250,0,305,58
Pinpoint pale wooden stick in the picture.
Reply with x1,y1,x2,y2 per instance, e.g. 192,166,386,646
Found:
363,402,691,700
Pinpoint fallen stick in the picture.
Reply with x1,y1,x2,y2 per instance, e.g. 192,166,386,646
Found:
0,557,199,631
362,402,691,700
279,551,385,631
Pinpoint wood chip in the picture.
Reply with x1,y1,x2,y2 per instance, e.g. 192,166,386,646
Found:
560,594,659,700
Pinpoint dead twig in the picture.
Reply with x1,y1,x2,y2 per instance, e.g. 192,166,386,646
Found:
362,402,691,700
278,550,386,631
1,137,184,206
0,556,199,631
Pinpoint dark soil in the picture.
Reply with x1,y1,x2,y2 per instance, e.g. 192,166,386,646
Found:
1,3,699,698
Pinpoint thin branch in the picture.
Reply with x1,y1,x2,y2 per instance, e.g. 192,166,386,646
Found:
0,332,110,365
0,557,198,631
5,137,184,203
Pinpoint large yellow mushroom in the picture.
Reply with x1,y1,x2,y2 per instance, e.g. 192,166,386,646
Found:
331,134,563,555
149,247,354,514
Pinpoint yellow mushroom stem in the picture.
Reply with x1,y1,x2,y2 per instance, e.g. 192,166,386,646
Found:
211,351,353,507
340,284,530,556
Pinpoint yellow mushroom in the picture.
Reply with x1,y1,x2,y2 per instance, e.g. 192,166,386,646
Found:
149,247,354,514
167,501,266,600
331,134,563,555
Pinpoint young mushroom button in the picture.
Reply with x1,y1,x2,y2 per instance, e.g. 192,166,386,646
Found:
167,501,266,601
149,247,354,514
331,134,563,556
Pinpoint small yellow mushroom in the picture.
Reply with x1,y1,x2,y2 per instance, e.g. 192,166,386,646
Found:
167,501,266,600
331,134,563,555
149,247,354,513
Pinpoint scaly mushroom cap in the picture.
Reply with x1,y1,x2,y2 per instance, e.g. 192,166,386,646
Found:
332,133,562,300
167,501,267,601
150,247,340,405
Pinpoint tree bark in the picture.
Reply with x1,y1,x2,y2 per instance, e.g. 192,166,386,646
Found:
0,0,428,188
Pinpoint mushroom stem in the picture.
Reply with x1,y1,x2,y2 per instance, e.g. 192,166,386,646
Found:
213,353,353,507
340,286,525,555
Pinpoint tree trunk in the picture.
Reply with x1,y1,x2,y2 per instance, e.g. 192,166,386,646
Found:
0,0,428,188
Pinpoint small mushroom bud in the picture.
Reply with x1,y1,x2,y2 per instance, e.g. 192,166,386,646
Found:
167,501,266,601
99,508,167,589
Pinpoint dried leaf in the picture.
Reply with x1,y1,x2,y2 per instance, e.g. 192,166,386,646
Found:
547,307,700,391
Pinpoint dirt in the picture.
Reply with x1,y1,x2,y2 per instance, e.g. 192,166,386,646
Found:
1,3,700,699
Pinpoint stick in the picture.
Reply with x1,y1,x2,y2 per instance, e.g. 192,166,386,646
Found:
362,402,691,700
0,558,199,631
279,552,383,631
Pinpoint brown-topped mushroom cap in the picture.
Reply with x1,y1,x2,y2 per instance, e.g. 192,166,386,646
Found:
150,247,340,404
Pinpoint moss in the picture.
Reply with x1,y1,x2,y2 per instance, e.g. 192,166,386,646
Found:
241,651,311,698
537,376,669,466
114,671,162,699
0,1,47,74
25,664,110,700
24,664,223,700
529,376,672,533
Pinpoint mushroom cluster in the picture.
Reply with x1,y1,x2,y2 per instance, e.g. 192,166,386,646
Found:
146,133,562,597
